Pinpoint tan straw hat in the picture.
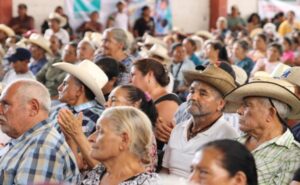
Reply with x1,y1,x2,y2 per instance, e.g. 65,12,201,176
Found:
183,64,237,96
225,79,300,119
26,33,53,55
147,44,170,63
53,60,108,105
0,24,15,37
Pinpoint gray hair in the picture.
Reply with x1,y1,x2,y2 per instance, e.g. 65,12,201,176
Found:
104,27,129,50
14,80,51,113
100,106,153,162
259,97,291,120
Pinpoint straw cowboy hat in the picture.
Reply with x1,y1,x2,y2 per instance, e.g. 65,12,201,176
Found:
195,30,214,40
53,60,108,105
250,28,264,38
225,79,300,119
48,12,67,27
281,66,300,87
0,24,15,37
183,64,237,96
26,33,53,55
147,44,170,63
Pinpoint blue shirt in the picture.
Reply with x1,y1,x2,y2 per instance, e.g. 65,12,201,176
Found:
29,57,48,75
0,119,79,184
49,100,104,137
235,57,254,76
117,56,134,85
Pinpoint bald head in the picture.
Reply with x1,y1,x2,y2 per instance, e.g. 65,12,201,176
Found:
6,80,51,113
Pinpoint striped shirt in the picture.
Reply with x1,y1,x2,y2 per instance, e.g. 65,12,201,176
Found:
49,100,104,137
0,119,80,184
239,129,300,185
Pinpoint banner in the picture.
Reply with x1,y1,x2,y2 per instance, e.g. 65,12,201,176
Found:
154,0,172,35
258,0,300,19
65,0,156,32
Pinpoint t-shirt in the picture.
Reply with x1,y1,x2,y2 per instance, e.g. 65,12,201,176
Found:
133,17,155,37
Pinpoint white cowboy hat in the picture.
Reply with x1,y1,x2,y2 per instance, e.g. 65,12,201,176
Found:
83,32,103,49
138,34,165,47
195,30,214,40
53,60,108,105
147,44,170,63
25,33,53,55
232,65,248,85
48,12,67,27
225,79,300,119
0,24,15,37
281,66,300,87
250,28,264,38
183,64,237,96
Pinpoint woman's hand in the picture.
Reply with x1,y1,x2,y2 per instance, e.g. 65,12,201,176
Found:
57,109,84,139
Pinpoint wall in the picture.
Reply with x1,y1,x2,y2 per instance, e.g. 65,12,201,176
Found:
11,0,259,34
227,0,259,20
12,0,63,32
171,0,210,33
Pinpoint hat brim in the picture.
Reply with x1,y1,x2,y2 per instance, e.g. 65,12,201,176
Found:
26,39,53,55
183,70,236,96
53,62,107,106
225,81,300,119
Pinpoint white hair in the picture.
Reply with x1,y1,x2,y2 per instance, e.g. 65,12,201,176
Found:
260,97,291,120
100,106,153,162
13,80,51,113
103,27,129,50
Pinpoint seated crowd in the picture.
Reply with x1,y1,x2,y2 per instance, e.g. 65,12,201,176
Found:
1,2,300,185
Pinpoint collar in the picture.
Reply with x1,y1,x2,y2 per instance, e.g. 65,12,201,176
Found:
9,119,49,147
70,100,100,113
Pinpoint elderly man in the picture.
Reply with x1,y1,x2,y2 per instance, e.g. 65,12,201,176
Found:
101,27,133,85
225,79,300,184
0,79,79,184
162,64,239,178
50,60,108,137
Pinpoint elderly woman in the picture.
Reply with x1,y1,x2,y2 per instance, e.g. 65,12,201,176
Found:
81,106,159,184
57,85,158,172
189,139,258,185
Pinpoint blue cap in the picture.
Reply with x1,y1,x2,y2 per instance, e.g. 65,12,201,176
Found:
7,48,31,62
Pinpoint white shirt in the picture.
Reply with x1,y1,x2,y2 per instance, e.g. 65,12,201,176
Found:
44,28,70,45
2,69,35,87
162,115,238,178
114,12,129,31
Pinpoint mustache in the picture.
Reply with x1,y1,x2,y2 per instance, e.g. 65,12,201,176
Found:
187,100,201,108
0,116,6,122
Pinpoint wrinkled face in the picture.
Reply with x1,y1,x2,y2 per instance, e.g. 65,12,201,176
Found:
130,66,148,92
57,75,82,105
189,147,237,185
186,81,224,117
106,87,132,108
172,45,186,62
267,46,280,62
62,44,77,63
101,31,123,57
237,97,269,133
0,84,28,138
77,41,94,61
89,117,123,162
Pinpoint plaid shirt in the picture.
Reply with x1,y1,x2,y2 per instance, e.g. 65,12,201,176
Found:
117,56,133,85
0,119,79,184
239,129,300,185
50,100,104,137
